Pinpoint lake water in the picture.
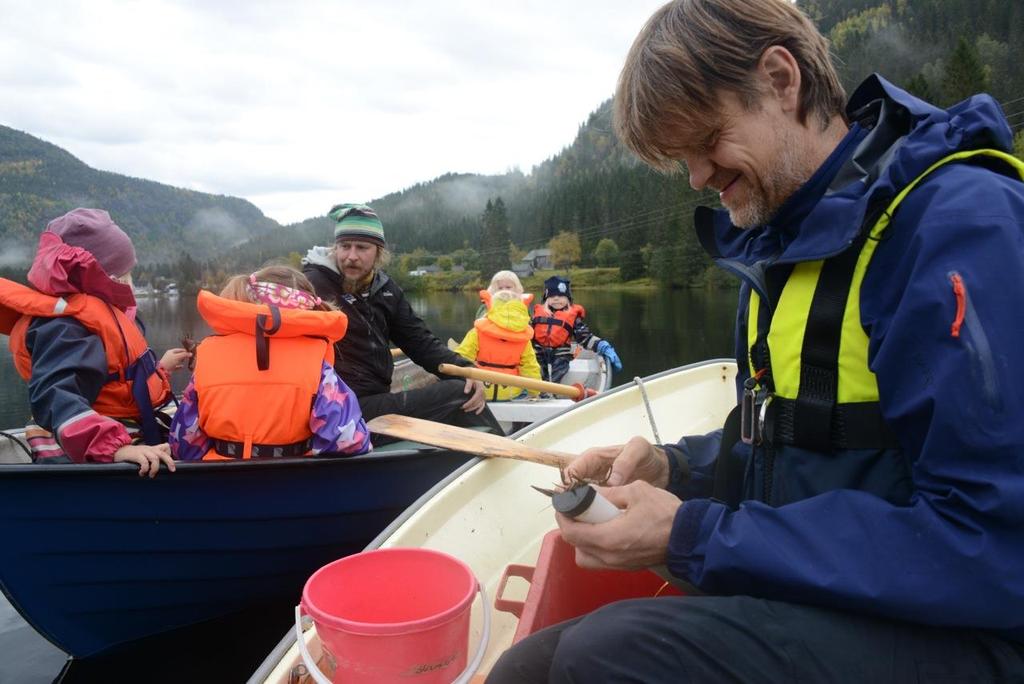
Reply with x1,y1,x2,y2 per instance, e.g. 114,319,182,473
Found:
0,288,739,428
0,286,738,682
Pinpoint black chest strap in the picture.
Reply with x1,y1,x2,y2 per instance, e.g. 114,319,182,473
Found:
754,210,896,452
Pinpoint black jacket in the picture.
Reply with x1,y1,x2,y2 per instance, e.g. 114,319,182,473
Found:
303,253,470,397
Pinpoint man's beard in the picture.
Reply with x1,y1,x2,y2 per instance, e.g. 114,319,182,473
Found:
728,130,810,229
342,270,374,295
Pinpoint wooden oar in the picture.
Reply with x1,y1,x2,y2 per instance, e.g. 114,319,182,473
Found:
366,414,574,469
438,363,588,400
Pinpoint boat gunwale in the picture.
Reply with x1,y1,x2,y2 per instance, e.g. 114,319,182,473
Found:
0,447,451,477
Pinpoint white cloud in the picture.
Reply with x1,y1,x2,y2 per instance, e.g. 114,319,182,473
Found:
0,0,665,224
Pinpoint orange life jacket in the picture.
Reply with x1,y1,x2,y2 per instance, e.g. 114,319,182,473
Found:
474,317,533,376
193,290,348,461
0,278,172,443
531,303,585,348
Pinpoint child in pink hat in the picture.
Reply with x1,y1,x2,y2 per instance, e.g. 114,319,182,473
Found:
0,208,191,477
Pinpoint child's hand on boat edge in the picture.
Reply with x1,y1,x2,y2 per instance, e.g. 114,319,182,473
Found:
114,443,176,478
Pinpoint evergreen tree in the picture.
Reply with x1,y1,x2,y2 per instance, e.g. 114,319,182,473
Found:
479,198,511,277
649,218,684,287
176,253,201,294
942,37,990,106
619,248,645,282
676,217,708,287
904,73,935,102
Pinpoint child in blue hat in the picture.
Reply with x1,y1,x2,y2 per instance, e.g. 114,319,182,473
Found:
531,275,622,382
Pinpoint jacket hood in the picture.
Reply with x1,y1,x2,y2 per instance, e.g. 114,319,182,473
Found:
302,245,340,274
483,296,532,334
698,74,1016,266
27,231,136,312
197,289,348,342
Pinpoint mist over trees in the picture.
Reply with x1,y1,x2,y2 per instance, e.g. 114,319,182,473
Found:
3,0,1021,290
0,126,278,265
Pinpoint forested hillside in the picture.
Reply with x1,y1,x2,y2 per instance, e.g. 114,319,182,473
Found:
228,0,1024,288
0,126,279,266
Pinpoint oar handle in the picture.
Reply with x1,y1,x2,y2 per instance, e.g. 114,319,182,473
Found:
439,363,583,400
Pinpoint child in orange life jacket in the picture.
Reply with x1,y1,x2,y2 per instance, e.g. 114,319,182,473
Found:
531,275,622,383
169,265,371,461
474,270,527,320
455,290,542,400
0,208,188,477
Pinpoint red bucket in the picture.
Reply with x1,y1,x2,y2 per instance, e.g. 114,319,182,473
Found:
295,548,481,683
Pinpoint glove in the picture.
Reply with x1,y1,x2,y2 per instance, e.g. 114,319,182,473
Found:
596,340,622,372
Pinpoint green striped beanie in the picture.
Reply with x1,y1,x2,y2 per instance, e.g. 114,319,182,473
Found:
329,203,386,247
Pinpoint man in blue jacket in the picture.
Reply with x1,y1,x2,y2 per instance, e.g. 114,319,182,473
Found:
488,0,1024,681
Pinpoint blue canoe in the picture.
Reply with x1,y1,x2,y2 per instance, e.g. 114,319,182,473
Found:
0,448,470,658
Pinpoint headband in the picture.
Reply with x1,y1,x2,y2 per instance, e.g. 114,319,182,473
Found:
246,274,322,310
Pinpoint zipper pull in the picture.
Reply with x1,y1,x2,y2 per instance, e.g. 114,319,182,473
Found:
949,273,966,338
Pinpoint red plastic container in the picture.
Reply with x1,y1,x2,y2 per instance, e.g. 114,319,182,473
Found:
495,529,684,643
301,548,477,683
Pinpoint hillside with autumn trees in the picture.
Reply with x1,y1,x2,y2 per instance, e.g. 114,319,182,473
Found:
3,0,1023,290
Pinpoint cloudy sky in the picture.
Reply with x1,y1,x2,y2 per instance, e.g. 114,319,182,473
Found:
0,0,668,225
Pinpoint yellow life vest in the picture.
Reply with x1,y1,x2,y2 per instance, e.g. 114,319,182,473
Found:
747,149,1024,451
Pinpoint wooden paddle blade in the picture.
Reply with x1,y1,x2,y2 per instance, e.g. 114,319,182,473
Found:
367,414,574,469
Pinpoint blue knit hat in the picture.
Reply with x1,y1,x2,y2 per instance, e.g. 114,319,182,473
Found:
329,203,386,247
543,275,572,302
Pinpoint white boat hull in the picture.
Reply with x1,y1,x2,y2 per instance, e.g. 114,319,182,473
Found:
251,359,737,683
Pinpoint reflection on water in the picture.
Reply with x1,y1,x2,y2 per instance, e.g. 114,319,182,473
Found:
0,288,738,428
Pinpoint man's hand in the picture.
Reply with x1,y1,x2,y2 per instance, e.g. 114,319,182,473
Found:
460,378,487,414
557,481,681,570
114,443,176,478
563,436,670,488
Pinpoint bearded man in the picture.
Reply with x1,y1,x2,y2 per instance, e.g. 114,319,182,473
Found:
303,203,502,440
487,0,1024,681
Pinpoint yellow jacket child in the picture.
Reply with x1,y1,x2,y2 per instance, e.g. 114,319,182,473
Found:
455,290,542,400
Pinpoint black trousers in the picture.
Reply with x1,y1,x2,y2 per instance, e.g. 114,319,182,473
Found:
536,348,571,383
358,378,504,445
486,595,1024,683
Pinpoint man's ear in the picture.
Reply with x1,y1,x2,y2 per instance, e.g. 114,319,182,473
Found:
759,46,801,114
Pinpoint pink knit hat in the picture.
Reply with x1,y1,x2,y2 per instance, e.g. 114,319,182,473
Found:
45,208,136,277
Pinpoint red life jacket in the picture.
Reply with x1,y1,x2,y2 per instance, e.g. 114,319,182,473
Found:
0,278,172,443
531,303,585,348
194,290,348,460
